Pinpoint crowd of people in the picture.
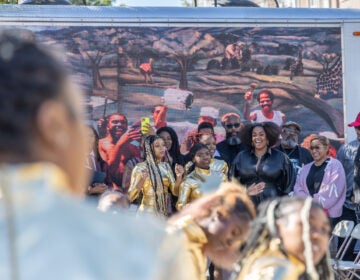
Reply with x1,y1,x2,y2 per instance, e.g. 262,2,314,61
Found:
1,32,360,280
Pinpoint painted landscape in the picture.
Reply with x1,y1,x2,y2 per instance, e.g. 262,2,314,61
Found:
10,25,344,145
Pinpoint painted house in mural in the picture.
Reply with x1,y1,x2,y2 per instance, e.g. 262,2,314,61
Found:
1,5,359,146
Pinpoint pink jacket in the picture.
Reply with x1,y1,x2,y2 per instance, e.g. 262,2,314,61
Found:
294,157,346,218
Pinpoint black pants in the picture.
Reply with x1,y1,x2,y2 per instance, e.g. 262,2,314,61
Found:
332,206,357,261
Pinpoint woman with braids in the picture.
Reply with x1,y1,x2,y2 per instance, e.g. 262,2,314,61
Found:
233,196,333,280
231,122,295,206
294,135,346,226
168,182,256,280
176,143,227,211
128,135,184,217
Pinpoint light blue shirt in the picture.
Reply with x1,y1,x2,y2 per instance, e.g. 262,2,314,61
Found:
0,163,191,280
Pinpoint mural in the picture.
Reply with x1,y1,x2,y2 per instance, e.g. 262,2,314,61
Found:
10,25,344,188
32,26,343,140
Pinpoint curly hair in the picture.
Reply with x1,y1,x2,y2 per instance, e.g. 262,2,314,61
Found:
0,32,71,157
239,121,280,148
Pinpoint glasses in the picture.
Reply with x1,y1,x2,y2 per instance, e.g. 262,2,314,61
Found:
226,123,240,129
310,145,322,151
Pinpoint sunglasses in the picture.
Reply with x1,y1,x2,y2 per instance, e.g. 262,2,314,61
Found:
310,145,322,151
226,123,240,129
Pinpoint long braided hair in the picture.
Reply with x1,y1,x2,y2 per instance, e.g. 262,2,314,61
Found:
143,135,168,217
233,196,333,280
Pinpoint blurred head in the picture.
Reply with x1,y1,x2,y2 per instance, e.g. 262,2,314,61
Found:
276,199,330,266
198,116,217,127
171,181,256,270
240,122,280,150
257,90,274,113
281,121,301,149
0,32,87,195
310,135,330,164
97,190,130,213
197,122,214,135
199,133,216,157
240,197,331,279
221,113,243,145
106,113,127,140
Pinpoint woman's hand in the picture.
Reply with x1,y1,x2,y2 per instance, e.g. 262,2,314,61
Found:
175,163,184,178
247,182,265,196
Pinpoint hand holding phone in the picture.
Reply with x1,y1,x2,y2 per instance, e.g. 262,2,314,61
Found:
141,117,151,134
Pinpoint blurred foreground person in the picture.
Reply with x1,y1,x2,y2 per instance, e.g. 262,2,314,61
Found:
169,182,256,280
97,190,130,213
232,197,333,280
0,33,191,280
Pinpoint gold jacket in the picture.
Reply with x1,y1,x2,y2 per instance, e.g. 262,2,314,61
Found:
237,248,305,280
210,158,228,177
167,215,208,280
128,161,177,216
176,166,227,210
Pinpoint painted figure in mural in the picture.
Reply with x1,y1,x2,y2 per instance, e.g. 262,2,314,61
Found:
139,57,154,84
152,104,167,130
222,42,243,69
244,89,285,127
98,113,142,191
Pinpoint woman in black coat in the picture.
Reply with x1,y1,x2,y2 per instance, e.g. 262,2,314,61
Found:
230,122,295,206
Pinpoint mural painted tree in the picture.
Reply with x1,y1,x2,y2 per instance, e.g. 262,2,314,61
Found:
72,28,119,90
152,29,224,90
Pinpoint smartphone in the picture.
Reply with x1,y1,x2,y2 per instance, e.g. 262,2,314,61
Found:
141,117,150,134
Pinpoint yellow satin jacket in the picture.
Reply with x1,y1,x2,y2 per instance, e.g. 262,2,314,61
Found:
237,248,305,280
167,215,208,280
128,161,178,216
176,166,227,211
